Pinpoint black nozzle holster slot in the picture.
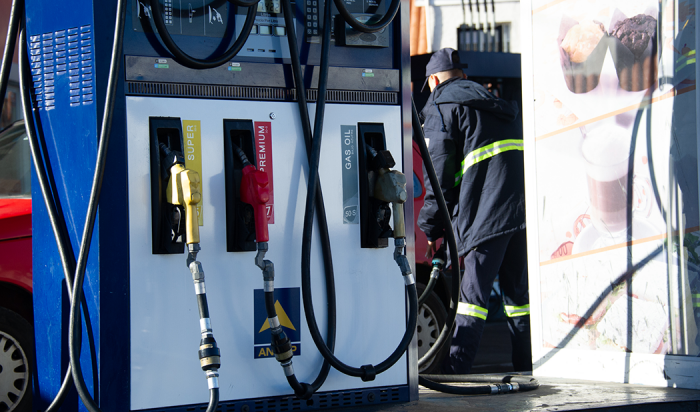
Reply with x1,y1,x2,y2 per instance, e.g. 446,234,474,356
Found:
223,119,258,252
150,117,186,254
357,123,394,248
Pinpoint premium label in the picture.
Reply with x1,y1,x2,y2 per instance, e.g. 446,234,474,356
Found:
254,121,274,223
341,125,359,224
183,120,203,226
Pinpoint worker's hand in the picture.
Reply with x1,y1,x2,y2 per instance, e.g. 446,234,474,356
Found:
426,239,439,259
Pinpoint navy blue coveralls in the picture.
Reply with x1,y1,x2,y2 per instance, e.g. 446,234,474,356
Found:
417,77,531,373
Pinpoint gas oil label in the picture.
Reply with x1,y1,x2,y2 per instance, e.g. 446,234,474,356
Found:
183,120,203,226
254,121,274,224
341,125,359,224
254,287,301,359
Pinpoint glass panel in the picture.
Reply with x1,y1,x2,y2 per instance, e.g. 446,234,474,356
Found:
0,125,31,198
530,0,699,356
1,86,21,129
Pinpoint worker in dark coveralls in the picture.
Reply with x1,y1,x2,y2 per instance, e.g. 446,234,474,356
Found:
417,48,532,374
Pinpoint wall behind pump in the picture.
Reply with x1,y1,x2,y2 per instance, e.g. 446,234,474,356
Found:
411,0,522,53
0,3,19,66
0,2,22,129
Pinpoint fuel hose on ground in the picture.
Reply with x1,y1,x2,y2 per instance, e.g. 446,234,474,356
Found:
148,0,256,69
411,98,539,394
420,374,539,394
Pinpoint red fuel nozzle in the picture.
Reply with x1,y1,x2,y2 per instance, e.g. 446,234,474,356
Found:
240,165,270,242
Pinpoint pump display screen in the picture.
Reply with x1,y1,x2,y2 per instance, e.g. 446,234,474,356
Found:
257,0,281,14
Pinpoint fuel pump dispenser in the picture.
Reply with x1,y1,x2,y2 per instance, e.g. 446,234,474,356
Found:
21,0,419,410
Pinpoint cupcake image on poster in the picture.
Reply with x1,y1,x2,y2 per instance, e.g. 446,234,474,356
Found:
558,16,608,94
608,9,658,92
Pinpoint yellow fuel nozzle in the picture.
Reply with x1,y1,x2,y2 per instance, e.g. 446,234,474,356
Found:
166,163,202,244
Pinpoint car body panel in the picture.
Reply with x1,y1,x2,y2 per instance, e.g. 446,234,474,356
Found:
0,121,33,295
0,198,32,294
0,236,32,292
0,197,31,240
413,140,429,268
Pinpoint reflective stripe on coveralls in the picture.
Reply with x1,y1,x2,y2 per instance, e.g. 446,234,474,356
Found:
676,49,696,72
693,293,700,308
454,139,524,187
504,304,530,317
457,302,488,320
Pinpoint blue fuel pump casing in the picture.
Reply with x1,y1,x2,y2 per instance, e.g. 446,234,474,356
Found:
27,1,415,411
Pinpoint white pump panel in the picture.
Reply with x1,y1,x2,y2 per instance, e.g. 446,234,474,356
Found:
126,97,408,410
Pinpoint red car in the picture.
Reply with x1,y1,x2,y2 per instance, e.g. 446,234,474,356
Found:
0,119,33,412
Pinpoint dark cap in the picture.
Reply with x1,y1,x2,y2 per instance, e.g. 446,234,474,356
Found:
421,48,468,92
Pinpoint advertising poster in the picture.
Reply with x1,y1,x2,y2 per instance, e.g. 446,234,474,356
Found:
524,0,700,387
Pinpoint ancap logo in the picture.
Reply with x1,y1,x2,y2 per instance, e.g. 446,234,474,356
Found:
253,287,301,359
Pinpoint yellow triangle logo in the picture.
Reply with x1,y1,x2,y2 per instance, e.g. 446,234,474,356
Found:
259,301,297,333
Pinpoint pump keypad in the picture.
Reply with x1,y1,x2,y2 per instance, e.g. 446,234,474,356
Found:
306,0,319,36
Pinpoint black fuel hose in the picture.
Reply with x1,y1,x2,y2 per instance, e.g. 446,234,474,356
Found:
187,247,221,412
55,0,125,410
418,271,437,307
231,143,252,167
420,374,539,394
298,0,417,380
332,0,400,33
18,21,99,412
280,0,337,398
206,389,220,412
149,0,256,69
411,99,460,369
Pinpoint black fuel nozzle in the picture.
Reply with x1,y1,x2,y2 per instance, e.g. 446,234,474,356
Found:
198,336,222,371
270,329,294,364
